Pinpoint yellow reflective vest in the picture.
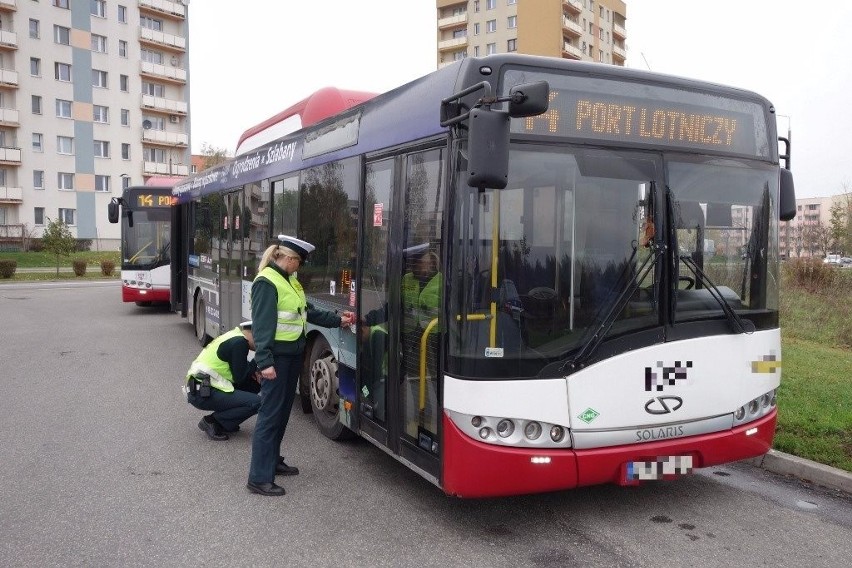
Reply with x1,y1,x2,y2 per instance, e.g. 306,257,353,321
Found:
255,266,307,342
185,326,244,393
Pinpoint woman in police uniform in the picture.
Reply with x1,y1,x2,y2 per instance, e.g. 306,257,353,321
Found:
246,235,354,496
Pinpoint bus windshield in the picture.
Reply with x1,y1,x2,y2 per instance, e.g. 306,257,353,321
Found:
122,208,170,269
448,144,778,380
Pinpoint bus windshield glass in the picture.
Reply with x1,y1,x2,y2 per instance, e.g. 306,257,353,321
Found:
122,208,170,269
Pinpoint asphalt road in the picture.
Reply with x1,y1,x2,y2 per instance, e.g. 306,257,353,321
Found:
0,281,850,568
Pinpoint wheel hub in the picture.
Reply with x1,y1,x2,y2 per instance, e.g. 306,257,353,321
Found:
310,354,338,412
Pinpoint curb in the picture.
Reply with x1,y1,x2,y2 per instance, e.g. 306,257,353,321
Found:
743,449,852,494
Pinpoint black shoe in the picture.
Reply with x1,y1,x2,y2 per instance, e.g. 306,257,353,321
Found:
246,481,286,496
275,461,299,476
198,418,228,441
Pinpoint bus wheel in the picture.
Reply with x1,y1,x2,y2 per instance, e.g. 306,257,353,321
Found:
308,337,353,440
194,295,210,346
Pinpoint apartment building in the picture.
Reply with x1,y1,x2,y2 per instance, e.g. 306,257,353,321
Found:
436,0,627,68
780,194,852,259
0,0,190,250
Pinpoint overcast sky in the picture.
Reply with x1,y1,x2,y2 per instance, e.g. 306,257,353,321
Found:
188,0,851,198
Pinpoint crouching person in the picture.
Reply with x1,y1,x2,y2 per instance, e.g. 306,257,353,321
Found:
185,321,261,441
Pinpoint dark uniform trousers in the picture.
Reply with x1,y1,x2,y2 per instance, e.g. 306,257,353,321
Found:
187,386,260,433
248,353,302,483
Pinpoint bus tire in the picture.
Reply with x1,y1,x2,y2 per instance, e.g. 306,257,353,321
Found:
194,295,210,346
307,336,354,440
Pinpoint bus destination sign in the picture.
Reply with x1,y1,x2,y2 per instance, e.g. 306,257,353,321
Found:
136,194,174,207
507,71,767,158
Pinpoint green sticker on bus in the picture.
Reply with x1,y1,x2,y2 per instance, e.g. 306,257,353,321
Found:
578,408,600,424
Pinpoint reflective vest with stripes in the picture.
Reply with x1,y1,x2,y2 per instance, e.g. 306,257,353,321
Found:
255,266,307,342
185,326,244,393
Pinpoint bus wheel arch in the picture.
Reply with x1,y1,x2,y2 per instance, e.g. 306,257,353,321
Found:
306,334,354,440
193,291,210,346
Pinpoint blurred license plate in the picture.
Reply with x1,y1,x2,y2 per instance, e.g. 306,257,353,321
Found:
626,456,693,481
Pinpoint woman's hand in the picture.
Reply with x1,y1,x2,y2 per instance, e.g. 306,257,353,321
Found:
260,366,277,380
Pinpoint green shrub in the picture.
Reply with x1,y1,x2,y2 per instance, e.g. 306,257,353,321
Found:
72,259,87,276
100,259,115,276
75,239,93,252
0,259,16,278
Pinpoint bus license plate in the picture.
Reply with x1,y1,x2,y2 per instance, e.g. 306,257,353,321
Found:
625,456,693,481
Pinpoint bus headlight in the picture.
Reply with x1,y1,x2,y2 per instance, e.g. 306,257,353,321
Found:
524,421,542,440
471,416,483,428
761,393,771,408
748,399,760,415
735,406,746,420
478,427,491,440
496,419,515,438
550,425,565,442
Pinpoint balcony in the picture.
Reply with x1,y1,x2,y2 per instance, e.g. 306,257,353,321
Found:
143,161,188,176
0,0,16,12
563,0,582,15
613,22,626,40
0,29,17,50
138,0,186,20
142,129,188,147
141,94,188,115
0,68,18,87
139,27,186,52
562,42,583,60
438,36,467,52
438,13,467,30
0,107,18,126
140,61,187,84
562,16,582,37
613,43,626,61
0,185,22,203
0,146,21,165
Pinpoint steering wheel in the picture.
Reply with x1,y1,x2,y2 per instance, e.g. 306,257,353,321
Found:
679,276,695,290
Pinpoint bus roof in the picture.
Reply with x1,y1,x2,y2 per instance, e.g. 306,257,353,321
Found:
235,87,377,155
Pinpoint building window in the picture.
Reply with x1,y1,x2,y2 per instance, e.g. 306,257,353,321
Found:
141,48,164,64
507,38,517,52
507,0,517,4
29,19,40,39
140,16,163,31
121,109,130,126
474,46,480,56
32,95,42,115
487,42,496,55
54,25,70,45
94,140,110,158
92,69,108,88
55,62,71,82
57,136,74,155
91,34,107,53
191,165,197,174
34,170,45,190
144,115,165,130
91,0,106,18
58,208,76,225
142,82,165,97
53,0,70,9
474,1,480,12
453,50,466,61
119,40,128,57
144,147,167,163
95,175,110,192
452,29,466,39
486,0,496,9
34,207,45,225
33,133,44,152
486,19,497,33
121,143,130,160
30,57,41,77
120,75,129,92
507,15,516,28
118,5,127,23
56,99,72,118
473,22,480,35
58,173,75,191
93,105,109,123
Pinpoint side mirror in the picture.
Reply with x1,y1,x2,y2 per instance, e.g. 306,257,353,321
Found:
508,81,549,118
108,199,119,223
779,169,796,221
466,108,510,189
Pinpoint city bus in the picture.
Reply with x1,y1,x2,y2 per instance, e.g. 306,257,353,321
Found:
170,54,796,497
107,184,173,305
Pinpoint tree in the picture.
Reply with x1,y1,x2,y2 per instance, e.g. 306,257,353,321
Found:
41,217,77,276
828,189,852,255
200,142,230,170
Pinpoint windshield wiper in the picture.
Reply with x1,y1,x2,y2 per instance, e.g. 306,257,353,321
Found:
678,255,754,334
561,240,664,373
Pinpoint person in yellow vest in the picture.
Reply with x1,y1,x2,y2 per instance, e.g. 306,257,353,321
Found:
246,235,355,497
185,321,261,441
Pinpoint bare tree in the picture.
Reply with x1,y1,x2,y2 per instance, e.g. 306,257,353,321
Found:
199,143,231,170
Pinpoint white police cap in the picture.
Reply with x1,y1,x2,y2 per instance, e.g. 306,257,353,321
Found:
277,235,315,260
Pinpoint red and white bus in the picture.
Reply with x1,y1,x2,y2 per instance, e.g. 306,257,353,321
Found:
108,183,175,305
171,54,795,497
